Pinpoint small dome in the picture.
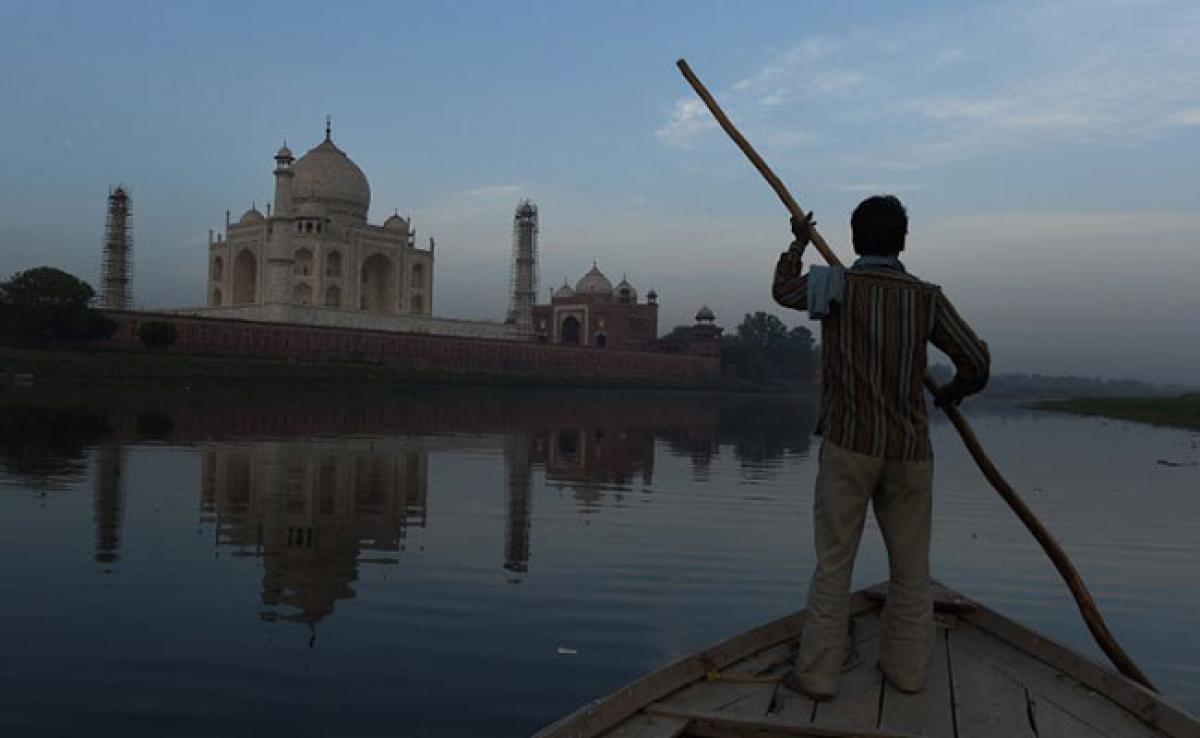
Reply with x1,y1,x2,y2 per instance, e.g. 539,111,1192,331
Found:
384,213,409,231
695,305,716,323
516,200,537,218
615,276,637,302
239,207,265,225
275,142,294,159
575,262,613,295
646,288,658,301
553,280,576,299
292,134,371,222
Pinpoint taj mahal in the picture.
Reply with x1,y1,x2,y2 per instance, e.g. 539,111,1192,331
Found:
173,120,717,352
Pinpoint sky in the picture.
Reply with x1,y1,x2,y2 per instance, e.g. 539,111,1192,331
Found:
0,0,1197,385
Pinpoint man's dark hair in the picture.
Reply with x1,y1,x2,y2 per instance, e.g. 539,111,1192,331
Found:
851,195,908,256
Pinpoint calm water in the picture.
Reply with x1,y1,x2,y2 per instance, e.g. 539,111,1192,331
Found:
0,388,1197,736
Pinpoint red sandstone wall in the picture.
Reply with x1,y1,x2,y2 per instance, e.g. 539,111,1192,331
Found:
102,310,719,381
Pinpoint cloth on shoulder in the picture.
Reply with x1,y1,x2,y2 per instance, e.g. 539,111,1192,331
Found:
807,255,906,318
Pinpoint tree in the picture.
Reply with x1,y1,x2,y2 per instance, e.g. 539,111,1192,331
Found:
0,267,114,346
721,311,816,385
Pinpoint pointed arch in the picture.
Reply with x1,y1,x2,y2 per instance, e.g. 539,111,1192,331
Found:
360,253,393,312
233,249,257,304
294,247,314,277
325,285,341,308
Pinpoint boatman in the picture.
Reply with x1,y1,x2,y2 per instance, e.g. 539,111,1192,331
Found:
772,195,990,699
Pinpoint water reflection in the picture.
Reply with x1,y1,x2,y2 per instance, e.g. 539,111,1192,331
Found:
0,389,818,620
201,439,428,623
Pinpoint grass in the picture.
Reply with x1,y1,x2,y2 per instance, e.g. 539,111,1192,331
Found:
0,346,770,393
1030,395,1200,430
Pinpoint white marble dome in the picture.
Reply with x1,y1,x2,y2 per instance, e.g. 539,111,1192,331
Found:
239,207,265,225
292,136,371,222
383,213,409,232
575,263,613,295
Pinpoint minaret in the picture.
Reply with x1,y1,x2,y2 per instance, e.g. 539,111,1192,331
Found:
100,186,132,309
507,199,538,330
265,142,296,306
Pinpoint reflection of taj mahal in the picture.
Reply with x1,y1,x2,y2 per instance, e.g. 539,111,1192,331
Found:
201,438,428,623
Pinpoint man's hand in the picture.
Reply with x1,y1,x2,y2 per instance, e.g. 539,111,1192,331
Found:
790,211,816,251
933,382,965,409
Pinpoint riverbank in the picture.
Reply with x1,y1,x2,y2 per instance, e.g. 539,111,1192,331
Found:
0,347,791,393
1030,395,1200,430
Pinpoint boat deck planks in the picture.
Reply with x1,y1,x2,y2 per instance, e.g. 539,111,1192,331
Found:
877,628,955,738
535,583,1199,738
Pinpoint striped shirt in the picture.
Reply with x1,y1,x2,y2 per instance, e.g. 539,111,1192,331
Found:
773,261,989,461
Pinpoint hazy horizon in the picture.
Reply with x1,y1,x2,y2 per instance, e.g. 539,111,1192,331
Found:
2,1,1197,385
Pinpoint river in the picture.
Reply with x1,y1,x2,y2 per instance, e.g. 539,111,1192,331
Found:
0,388,1196,736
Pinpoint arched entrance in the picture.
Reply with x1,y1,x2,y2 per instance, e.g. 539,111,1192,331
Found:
325,250,343,278
233,250,257,304
211,287,222,306
325,285,341,308
409,294,424,314
359,254,393,312
593,332,607,348
294,247,314,277
560,316,581,345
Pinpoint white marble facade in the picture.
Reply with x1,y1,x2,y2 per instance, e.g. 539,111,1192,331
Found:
204,124,435,321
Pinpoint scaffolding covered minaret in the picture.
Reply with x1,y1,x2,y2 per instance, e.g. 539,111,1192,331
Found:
507,199,538,331
100,186,133,309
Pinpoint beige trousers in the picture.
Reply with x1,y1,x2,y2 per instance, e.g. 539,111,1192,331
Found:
795,441,935,696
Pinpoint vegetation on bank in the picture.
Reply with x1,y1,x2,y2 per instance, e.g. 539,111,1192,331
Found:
0,267,115,346
1031,396,1200,430
0,347,798,393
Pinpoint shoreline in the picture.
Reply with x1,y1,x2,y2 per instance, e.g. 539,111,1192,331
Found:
0,347,804,395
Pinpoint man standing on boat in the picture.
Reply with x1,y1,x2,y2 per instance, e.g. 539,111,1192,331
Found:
772,195,990,699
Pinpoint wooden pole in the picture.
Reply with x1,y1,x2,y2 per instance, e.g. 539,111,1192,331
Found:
675,57,1156,692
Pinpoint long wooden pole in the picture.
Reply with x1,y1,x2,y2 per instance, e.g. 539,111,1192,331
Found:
676,58,1156,692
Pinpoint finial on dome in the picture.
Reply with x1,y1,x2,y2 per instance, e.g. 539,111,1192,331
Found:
325,115,332,142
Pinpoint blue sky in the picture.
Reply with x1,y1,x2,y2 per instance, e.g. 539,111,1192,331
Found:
1,1,1197,383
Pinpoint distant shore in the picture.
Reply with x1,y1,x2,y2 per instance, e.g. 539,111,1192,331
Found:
0,347,796,394
1030,395,1200,430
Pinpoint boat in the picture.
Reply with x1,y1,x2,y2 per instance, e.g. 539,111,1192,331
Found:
533,582,1200,738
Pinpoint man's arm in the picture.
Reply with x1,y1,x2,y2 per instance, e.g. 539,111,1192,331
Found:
772,214,814,311
929,290,990,405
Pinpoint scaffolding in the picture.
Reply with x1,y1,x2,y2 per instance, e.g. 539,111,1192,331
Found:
101,186,133,309
506,199,538,327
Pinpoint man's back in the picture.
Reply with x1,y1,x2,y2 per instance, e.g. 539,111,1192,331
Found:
778,265,989,461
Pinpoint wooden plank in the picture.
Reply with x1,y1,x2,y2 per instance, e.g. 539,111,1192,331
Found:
811,613,883,732
1027,696,1107,737
961,604,1199,738
948,627,1036,738
656,642,793,720
533,592,880,738
644,704,919,737
771,686,816,727
597,713,688,738
877,629,954,738
953,626,1162,738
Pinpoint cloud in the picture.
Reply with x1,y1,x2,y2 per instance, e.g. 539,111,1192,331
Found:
463,183,525,199
655,98,717,149
656,37,861,149
657,1,1200,168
